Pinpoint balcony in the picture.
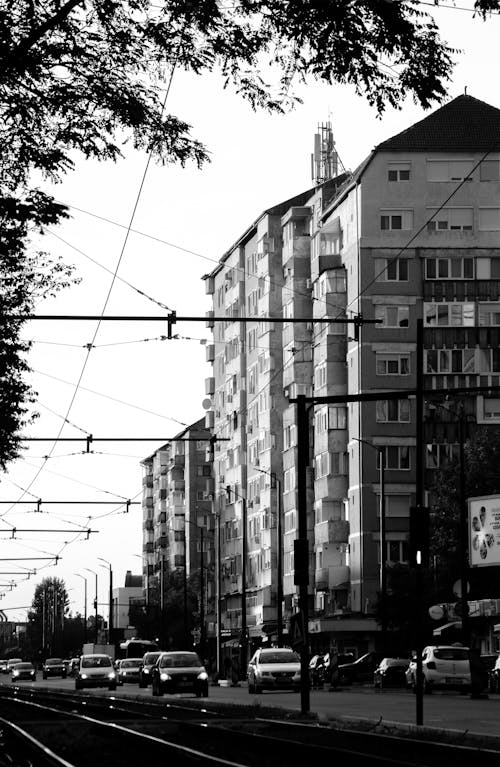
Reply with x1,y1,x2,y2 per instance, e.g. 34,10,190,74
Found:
143,542,153,554
145,519,154,531
206,310,215,328
205,377,215,395
315,565,350,591
142,475,153,488
315,519,349,546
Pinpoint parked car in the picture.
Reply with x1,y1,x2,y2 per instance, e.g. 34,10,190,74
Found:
488,654,500,693
151,651,209,697
42,657,67,679
116,657,143,686
309,654,327,688
138,651,162,688
5,658,23,675
406,645,471,694
247,647,301,694
0,659,9,674
74,654,116,691
11,662,36,682
373,658,410,689
338,652,385,685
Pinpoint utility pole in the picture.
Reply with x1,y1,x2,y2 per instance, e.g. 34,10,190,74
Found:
458,406,470,647
200,525,205,660
183,522,189,647
226,486,248,679
414,317,425,726
296,394,310,715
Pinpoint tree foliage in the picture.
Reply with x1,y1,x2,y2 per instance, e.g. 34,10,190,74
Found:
27,576,70,655
1,0,499,465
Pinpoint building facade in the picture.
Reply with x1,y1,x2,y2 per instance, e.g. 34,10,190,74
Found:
204,95,500,656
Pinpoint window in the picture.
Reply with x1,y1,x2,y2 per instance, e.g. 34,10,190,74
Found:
479,303,500,326
476,258,500,279
284,468,295,493
425,257,474,279
315,363,327,388
314,451,330,479
427,207,473,231
387,162,411,182
376,354,410,375
328,406,347,430
427,159,474,182
480,159,500,181
376,399,410,423
483,397,500,420
284,510,297,533
317,271,347,296
331,451,348,476
385,495,410,517
377,446,411,470
425,348,475,374
479,208,500,231
374,305,409,328
380,210,413,231
283,424,297,450
384,540,409,565
424,302,475,327
374,258,408,281
426,443,459,469
283,301,294,319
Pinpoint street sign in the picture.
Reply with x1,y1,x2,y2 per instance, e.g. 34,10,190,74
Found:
289,611,305,649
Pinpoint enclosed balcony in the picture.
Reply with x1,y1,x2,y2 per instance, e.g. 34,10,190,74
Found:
315,565,350,591
315,519,349,546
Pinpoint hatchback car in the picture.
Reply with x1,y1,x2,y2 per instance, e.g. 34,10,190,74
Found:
488,654,500,693
151,651,209,697
11,662,36,682
42,657,67,679
247,647,301,694
116,657,142,686
138,651,162,687
373,658,410,689
5,658,23,675
407,645,471,693
75,654,117,691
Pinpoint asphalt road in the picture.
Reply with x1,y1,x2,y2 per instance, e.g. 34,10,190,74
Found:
5,676,500,738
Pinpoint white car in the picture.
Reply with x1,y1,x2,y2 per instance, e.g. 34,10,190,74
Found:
406,645,471,693
247,647,300,694
75,654,117,691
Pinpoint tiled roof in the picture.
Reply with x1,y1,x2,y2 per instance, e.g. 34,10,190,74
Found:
375,95,500,153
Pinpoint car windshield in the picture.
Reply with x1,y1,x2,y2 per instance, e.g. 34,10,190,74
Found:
434,648,469,661
82,656,112,668
8,659,22,666
15,663,32,669
259,651,299,664
144,653,161,665
46,659,62,665
160,653,201,668
122,659,141,668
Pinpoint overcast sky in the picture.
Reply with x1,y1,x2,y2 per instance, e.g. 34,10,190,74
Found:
1,3,499,625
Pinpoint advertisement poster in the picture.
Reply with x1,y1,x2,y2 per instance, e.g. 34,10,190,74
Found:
469,495,500,567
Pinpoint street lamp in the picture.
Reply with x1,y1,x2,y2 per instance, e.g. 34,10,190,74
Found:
252,466,284,646
98,557,113,644
354,437,387,648
84,568,98,645
75,574,88,644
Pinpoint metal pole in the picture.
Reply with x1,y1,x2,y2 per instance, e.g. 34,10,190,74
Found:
415,317,424,726
42,589,46,652
94,573,98,644
459,411,470,646
160,557,165,648
183,522,189,647
380,450,387,648
240,496,248,680
109,566,113,643
276,476,284,647
200,525,205,660
216,505,221,675
83,579,87,643
296,394,310,715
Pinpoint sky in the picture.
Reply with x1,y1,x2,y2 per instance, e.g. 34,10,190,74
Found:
1,2,499,626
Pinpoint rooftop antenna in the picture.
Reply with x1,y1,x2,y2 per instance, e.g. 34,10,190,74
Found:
311,120,338,186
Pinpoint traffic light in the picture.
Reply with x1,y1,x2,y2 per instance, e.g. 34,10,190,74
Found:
293,538,309,586
409,505,430,568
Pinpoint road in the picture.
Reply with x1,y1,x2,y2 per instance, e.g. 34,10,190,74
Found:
5,676,500,738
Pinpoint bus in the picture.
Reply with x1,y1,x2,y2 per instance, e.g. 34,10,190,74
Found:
118,639,159,659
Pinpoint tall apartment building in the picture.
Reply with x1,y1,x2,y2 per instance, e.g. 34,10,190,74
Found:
204,95,500,655
141,419,215,639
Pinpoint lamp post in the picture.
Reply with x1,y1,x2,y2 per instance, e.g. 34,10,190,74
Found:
224,485,247,679
253,466,283,646
354,437,386,648
84,568,98,644
98,558,113,644
75,574,88,644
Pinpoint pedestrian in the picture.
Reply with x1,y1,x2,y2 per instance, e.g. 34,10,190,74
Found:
327,649,340,690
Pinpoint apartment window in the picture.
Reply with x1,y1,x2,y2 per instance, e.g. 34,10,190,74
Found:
284,468,295,493
248,366,257,394
480,159,500,181
314,451,330,479
376,354,410,375
247,328,257,352
283,301,294,319
374,258,408,281
315,363,327,388
331,451,349,476
284,510,297,533
427,207,473,231
425,348,475,374
425,257,474,279
426,443,459,469
424,302,475,326
387,162,411,182
479,303,500,326
385,540,410,565
318,270,347,295
385,495,411,516
376,399,410,423
479,208,500,231
247,290,259,316
320,231,343,256
377,446,410,470
380,210,413,231
328,406,347,430
427,159,474,182
483,397,500,420
478,347,500,373
315,408,328,433
476,258,500,279
197,465,212,476
374,305,409,328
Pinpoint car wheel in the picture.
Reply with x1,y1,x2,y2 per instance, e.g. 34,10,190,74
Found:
152,680,159,696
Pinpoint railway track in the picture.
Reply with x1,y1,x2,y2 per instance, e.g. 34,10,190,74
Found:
0,685,499,766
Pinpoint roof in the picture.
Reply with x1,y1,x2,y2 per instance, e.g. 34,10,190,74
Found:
375,95,500,153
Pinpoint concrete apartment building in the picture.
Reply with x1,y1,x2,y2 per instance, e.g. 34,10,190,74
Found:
204,94,500,655
141,419,215,636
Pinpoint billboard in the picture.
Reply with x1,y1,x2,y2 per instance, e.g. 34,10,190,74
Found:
469,494,500,567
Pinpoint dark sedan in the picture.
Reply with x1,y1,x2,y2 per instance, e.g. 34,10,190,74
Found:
42,657,67,679
373,658,410,689
151,651,209,697
338,652,385,685
138,651,162,687
11,662,37,682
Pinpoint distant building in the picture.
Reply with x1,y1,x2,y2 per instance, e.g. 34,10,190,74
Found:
112,570,143,631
